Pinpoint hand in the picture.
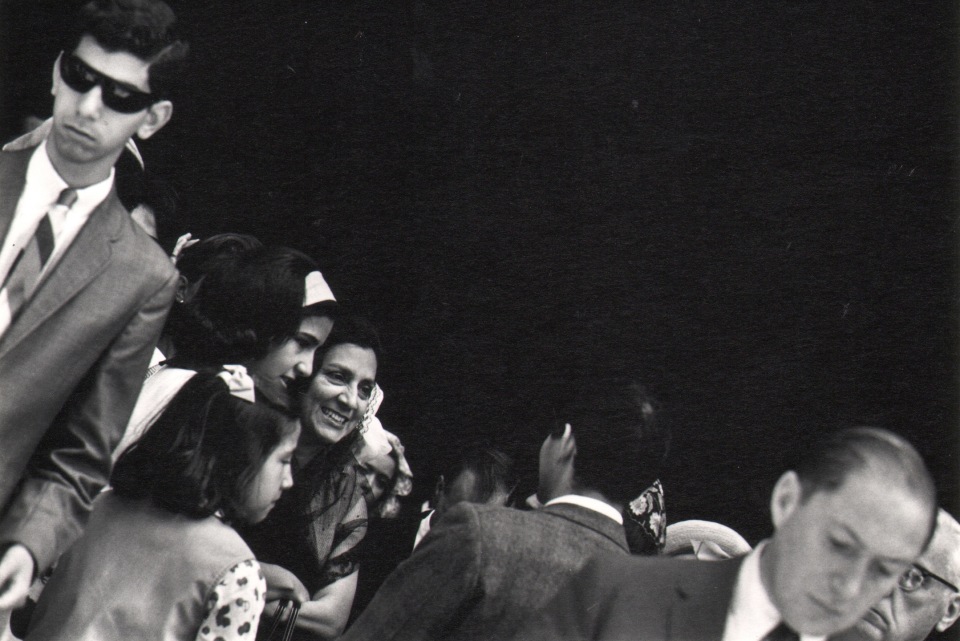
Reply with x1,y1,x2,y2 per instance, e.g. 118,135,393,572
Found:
260,562,310,604
0,545,35,611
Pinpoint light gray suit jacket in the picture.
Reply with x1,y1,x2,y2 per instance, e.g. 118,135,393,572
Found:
342,501,631,641
0,145,177,572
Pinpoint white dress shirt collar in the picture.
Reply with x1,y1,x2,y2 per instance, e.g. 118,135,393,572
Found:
544,494,623,525
722,540,826,641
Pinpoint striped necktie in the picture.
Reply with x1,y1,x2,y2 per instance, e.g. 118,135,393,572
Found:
1,187,78,321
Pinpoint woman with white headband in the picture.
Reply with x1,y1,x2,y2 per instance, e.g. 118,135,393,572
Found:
114,244,337,459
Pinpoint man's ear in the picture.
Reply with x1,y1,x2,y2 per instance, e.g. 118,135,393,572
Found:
559,423,576,461
434,475,446,499
936,593,960,632
136,100,173,140
51,53,63,96
770,470,803,529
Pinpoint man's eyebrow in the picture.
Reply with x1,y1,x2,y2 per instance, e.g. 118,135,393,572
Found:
836,522,917,565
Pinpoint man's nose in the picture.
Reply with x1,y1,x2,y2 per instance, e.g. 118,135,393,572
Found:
76,84,104,117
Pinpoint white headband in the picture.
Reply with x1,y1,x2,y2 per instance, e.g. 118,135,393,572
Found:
304,271,336,307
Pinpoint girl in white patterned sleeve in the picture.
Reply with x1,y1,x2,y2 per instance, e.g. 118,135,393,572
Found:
26,370,300,641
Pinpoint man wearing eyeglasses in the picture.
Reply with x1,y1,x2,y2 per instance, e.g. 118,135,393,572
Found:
518,427,938,641
0,0,187,614
831,509,960,641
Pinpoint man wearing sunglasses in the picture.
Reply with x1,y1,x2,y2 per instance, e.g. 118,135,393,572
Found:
832,509,960,641
0,0,187,614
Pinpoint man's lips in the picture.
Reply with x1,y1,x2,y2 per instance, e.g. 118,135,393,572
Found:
860,608,888,634
809,594,844,619
64,123,96,142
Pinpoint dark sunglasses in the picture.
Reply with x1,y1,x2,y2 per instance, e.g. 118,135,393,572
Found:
59,52,156,114
899,564,959,593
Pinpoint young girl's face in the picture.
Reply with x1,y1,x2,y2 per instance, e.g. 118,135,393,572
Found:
238,421,300,523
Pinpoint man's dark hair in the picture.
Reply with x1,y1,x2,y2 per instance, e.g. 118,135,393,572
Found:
66,0,189,98
112,373,297,521
794,426,938,548
446,447,518,505
563,376,669,505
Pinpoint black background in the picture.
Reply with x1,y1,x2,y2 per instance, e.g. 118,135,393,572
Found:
2,0,958,610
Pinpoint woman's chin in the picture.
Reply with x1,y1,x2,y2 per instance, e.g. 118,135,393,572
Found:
313,421,356,445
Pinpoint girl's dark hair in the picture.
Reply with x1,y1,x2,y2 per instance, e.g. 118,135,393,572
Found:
169,245,331,366
111,373,296,521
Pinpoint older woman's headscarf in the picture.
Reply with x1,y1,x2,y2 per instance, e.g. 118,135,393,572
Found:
353,390,413,519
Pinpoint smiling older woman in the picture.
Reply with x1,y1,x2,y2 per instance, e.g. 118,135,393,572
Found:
238,316,383,641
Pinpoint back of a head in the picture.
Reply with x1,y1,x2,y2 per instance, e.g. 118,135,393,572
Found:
448,447,518,506
927,509,960,587
564,376,669,505
111,373,294,520
170,245,321,366
794,427,938,547
67,0,189,99
175,233,263,284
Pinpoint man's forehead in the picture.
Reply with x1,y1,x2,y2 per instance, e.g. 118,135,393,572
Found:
73,35,153,92
807,470,932,563
922,515,960,584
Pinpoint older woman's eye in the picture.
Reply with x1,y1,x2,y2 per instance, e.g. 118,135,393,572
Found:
358,384,374,400
324,370,347,383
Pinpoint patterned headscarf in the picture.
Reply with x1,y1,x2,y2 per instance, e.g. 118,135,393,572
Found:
352,388,413,519
622,479,666,555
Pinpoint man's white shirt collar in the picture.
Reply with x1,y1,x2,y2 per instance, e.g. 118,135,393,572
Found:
722,540,826,641
544,494,623,524
27,140,115,218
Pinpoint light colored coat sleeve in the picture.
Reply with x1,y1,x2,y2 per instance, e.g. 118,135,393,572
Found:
0,267,177,571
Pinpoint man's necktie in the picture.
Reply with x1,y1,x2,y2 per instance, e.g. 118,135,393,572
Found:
1,187,78,320
762,622,800,641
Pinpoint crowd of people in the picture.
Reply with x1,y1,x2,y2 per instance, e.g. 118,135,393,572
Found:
0,1,956,640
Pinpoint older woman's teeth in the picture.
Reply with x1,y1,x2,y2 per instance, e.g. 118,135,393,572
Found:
322,408,347,425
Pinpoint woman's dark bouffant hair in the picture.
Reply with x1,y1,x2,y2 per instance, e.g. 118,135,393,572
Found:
169,245,330,367
312,315,382,373
111,373,297,521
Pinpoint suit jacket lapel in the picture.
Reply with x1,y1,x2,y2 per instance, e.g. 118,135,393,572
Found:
0,148,31,248
0,192,120,359
666,557,744,641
